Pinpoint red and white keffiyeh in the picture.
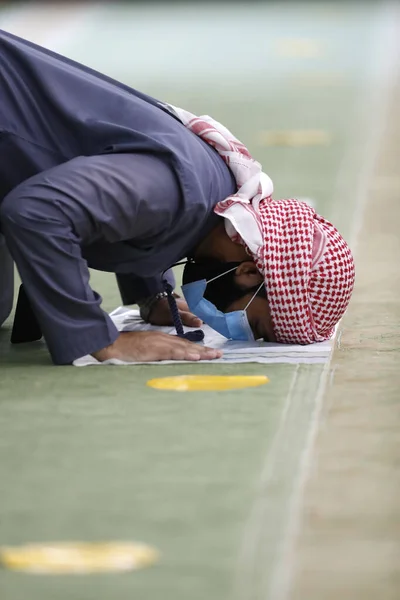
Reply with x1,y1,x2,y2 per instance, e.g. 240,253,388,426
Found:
167,104,355,344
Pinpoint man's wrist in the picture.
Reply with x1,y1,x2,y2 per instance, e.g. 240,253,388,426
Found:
137,290,181,322
138,291,168,322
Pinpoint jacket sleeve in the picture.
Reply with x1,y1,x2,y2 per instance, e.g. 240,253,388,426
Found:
116,269,176,305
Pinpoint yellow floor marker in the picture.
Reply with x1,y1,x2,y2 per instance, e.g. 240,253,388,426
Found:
258,130,332,147
0,541,159,574
147,375,269,392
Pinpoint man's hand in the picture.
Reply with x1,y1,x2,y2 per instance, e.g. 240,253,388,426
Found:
147,296,202,328
92,330,222,363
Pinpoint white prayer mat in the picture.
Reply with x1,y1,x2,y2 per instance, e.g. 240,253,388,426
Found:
73,307,335,366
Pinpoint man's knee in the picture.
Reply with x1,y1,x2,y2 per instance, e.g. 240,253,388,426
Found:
1,177,83,241
0,190,18,228
0,183,50,232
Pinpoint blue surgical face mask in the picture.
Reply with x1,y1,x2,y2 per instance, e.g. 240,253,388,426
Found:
181,266,264,341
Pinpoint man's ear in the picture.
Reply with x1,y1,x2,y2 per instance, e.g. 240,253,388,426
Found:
234,261,263,289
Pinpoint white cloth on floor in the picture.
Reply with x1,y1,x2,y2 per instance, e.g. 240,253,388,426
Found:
73,307,335,366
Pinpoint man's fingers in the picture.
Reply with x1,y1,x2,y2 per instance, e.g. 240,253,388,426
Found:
164,338,222,361
175,298,191,312
193,346,223,360
170,347,200,361
94,330,222,363
147,298,203,328
179,310,203,327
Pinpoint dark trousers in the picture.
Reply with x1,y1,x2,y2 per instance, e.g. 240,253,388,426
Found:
0,153,184,364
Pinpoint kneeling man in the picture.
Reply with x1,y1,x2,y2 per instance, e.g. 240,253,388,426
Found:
0,29,355,364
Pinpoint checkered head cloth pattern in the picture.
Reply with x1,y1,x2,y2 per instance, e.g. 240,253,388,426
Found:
253,198,355,344
165,103,355,343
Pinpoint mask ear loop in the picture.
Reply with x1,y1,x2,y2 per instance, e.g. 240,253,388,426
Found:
206,265,238,285
207,265,264,311
244,282,265,311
